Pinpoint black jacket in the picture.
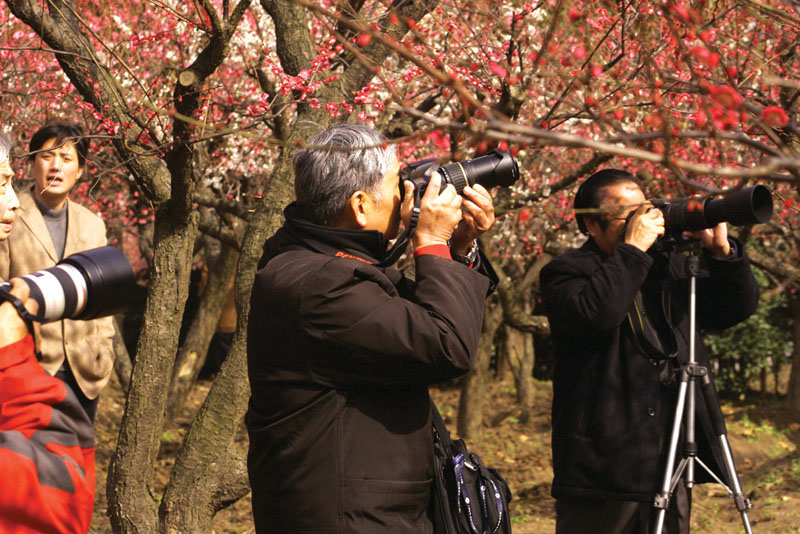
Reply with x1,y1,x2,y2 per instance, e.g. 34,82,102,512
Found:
246,205,496,533
540,238,758,502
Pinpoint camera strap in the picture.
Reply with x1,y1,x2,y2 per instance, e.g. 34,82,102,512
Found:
376,192,423,268
0,285,38,336
626,289,679,360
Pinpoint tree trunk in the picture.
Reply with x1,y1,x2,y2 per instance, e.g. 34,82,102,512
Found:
107,210,199,534
160,125,297,532
457,301,503,440
504,324,535,409
785,296,800,412
164,244,240,426
113,315,132,394
159,331,251,533
495,328,511,382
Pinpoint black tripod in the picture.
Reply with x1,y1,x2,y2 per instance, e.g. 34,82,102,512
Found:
652,246,753,534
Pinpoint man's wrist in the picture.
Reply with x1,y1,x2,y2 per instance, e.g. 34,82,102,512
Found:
412,234,449,250
414,244,452,259
710,238,737,260
711,241,732,259
452,240,479,265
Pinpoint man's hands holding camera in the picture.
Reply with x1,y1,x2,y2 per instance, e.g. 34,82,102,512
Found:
684,223,731,259
0,278,39,348
401,173,495,253
625,204,731,258
624,205,665,253
450,183,495,255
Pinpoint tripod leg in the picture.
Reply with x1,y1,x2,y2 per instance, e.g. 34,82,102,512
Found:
653,374,689,534
698,379,753,533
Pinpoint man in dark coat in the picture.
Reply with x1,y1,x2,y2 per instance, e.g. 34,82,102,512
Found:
540,169,759,534
246,124,498,533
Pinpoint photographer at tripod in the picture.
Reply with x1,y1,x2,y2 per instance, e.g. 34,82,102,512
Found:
540,169,760,533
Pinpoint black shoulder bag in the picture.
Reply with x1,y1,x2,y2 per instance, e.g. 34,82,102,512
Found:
430,399,513,534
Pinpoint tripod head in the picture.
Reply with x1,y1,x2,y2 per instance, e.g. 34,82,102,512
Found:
651,235,703,254
648,235,708,281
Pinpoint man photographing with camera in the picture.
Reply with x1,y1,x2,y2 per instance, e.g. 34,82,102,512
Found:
0,134,95,533
246,124,499,533
540,169,760,533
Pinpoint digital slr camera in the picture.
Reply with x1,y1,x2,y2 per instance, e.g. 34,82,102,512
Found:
399,149,520,198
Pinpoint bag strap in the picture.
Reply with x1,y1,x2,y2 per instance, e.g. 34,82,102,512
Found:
626,289,678,360
429,394,454,449
429,393,506,534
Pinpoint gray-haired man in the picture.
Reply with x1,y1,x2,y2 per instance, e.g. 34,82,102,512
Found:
246,124,498,533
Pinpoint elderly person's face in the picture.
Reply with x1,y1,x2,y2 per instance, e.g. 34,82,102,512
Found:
0,157,20,240
585,181,645,255
362,157,403,240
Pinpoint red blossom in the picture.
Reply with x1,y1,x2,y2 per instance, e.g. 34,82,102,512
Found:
709,85,743,109
691,45,719,68
668,3,692,23
761,106,789,128
693,108,707,128
568,9,583,22
488,62,508,78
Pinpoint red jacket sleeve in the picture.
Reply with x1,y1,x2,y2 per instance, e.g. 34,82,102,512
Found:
0,335,95,534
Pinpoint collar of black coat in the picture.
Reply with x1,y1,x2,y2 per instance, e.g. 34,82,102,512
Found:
258,202,406,270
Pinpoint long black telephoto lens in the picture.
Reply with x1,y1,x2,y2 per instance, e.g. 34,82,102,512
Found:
399,149,520,198
654,185,773,234
438,149,520,193
0,246,136,323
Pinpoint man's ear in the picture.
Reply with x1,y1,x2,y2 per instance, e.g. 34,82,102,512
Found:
584,216,598,237
346,190,371,229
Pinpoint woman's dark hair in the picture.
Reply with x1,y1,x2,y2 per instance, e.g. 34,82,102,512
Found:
28,121,89,168
574,169,643,234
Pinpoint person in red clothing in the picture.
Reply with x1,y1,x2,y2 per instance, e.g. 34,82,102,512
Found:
0,133,95,534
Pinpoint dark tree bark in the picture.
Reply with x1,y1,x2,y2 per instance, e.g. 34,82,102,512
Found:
502,297,536,409
458,300,503,440
164,244,240,426
108,2,255,530
107,210,200,533
112,316,132,394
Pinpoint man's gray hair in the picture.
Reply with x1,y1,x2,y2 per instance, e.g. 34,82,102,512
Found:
0,134,12,161
294,124,397,226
